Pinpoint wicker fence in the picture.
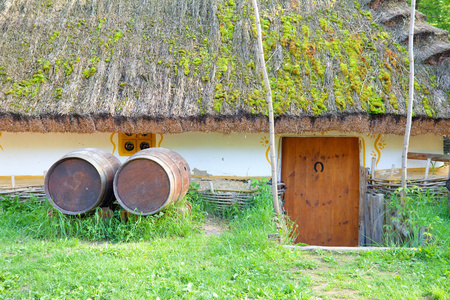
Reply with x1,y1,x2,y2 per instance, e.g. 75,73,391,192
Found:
367,177,448,197
199,182,286,212
0,185,47,202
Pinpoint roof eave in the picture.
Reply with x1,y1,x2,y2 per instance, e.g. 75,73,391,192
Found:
1,114,448,136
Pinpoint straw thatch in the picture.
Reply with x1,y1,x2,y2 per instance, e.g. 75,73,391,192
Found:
0,0,449,134
371,0,450,61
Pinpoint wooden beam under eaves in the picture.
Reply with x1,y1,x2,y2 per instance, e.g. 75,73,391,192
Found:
407,152,450,162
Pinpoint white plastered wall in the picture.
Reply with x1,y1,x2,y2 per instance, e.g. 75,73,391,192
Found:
0,131,444,177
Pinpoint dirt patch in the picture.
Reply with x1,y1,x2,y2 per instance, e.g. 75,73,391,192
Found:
294,252,400,299
296,254,363,299
202,216,229,236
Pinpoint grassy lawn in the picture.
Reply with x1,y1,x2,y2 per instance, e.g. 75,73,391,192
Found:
1,184,450,299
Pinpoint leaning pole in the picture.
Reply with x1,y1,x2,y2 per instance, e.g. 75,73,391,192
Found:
251,0,283,234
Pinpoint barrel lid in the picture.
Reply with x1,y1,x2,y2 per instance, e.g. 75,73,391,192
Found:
45,158,102,214
114,158,171,215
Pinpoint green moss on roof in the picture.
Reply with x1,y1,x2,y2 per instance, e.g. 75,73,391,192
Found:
0,0,447,120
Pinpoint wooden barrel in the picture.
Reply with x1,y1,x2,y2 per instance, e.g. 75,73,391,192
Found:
113,147,191,215
44,148,121,215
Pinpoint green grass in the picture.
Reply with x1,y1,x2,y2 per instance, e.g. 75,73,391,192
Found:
1,182,450,299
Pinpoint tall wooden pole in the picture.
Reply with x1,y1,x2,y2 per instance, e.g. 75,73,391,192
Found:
401,0,416,198
251,0,282,231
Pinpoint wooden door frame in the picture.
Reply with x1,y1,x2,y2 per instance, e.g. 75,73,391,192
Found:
280,136,364,246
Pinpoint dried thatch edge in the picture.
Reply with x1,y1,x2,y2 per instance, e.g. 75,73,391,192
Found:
376,2,427,24
421,42,450,63
1,114,449,136
398,21,449,44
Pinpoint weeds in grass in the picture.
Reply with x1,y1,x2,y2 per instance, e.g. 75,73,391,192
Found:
0,195,201,242
384,187,449,249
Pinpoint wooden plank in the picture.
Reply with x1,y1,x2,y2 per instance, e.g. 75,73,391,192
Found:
364,194,372,245
282,137,359,246
407,152,450,162
371,157,376,179
446,167,450,212
365,194,385,245
359,167,368,246
374,194,384,245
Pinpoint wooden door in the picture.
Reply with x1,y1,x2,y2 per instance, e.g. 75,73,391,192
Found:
281,137,359,246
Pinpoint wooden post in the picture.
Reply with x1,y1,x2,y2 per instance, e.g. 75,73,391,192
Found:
365,194,385,246
359,167,368,246
408,152,450,161
401,0,416,197
448,161,450,210
208,181,215,194
252,0,282,234
371,157,376,179
424,158,431,179
364,193,371,246
373,194,385,245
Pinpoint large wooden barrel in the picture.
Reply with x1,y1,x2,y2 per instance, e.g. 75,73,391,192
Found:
44,148,121,215
113,147,191,215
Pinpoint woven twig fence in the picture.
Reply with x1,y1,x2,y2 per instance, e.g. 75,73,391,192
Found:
199,191,255,210
0,185,46,202
199,183,286,212
368,178,448,197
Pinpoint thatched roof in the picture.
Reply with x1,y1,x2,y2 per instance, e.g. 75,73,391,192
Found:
0,0,449,135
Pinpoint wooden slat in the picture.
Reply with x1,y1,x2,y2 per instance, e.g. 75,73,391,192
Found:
359,168,368,246
373,194,384,245
363,194,385,246
407,152,450,162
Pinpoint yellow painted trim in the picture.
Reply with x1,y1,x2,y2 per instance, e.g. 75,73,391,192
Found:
152,134,157,148
373,134,381,166
259,136,271,164
0,175,45,179
158,134,164,147
265,147,271,165
110,133,117,155
370,134,386,167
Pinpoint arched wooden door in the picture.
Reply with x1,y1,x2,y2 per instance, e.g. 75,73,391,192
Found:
281,137,360,246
